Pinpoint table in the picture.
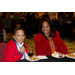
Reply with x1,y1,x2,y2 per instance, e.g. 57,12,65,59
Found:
17,56,75,62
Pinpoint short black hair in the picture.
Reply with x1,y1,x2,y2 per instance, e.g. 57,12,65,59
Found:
39,19,56,39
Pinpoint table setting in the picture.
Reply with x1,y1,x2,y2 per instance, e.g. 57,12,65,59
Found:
17,51,75,62
26,55,48,62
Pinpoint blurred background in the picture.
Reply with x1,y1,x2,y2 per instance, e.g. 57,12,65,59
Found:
0,12,75,55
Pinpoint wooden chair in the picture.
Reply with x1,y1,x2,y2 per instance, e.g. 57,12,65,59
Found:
0,43,7,62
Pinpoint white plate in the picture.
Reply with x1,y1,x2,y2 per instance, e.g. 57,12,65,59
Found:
26,56,40,61
66,54,75,59
51,52,65,58
37,56,48,59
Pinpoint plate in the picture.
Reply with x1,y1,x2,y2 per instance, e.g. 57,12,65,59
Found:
51,52,65,58
26,56,40,61
37,56,48,59
66,53,75,59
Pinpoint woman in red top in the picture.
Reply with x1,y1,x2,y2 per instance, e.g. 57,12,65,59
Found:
34,19,68,56
4,27,29,62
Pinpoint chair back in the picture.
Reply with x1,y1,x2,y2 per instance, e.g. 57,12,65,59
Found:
0,43,7,62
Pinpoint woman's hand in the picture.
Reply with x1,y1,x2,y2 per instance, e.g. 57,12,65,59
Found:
20,46,25,53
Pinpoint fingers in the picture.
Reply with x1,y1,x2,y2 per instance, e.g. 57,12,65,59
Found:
20,46,25,53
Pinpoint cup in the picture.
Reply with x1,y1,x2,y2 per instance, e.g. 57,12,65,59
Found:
28,50,33,58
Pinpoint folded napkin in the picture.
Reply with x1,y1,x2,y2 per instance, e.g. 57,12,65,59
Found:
37,56,48,59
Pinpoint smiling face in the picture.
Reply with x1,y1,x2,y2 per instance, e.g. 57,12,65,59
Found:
42,21,50,37
14,30,25,44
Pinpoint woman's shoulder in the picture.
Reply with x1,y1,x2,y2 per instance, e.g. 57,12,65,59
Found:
52,30,60,39
34,33,45,42
55,30,59,35
53,30,61,39
34,33,44,39
7,40,16,46
8,40,15,43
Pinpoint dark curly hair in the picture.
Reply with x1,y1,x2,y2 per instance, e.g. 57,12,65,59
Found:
39,19,56,39
13,27,25,35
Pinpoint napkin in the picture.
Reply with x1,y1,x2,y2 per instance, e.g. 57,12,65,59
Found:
37,55,48,59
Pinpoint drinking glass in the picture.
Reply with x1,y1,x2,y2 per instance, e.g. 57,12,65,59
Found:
28,50,33,58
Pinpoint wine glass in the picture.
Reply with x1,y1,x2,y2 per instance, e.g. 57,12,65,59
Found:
28,50,33,58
